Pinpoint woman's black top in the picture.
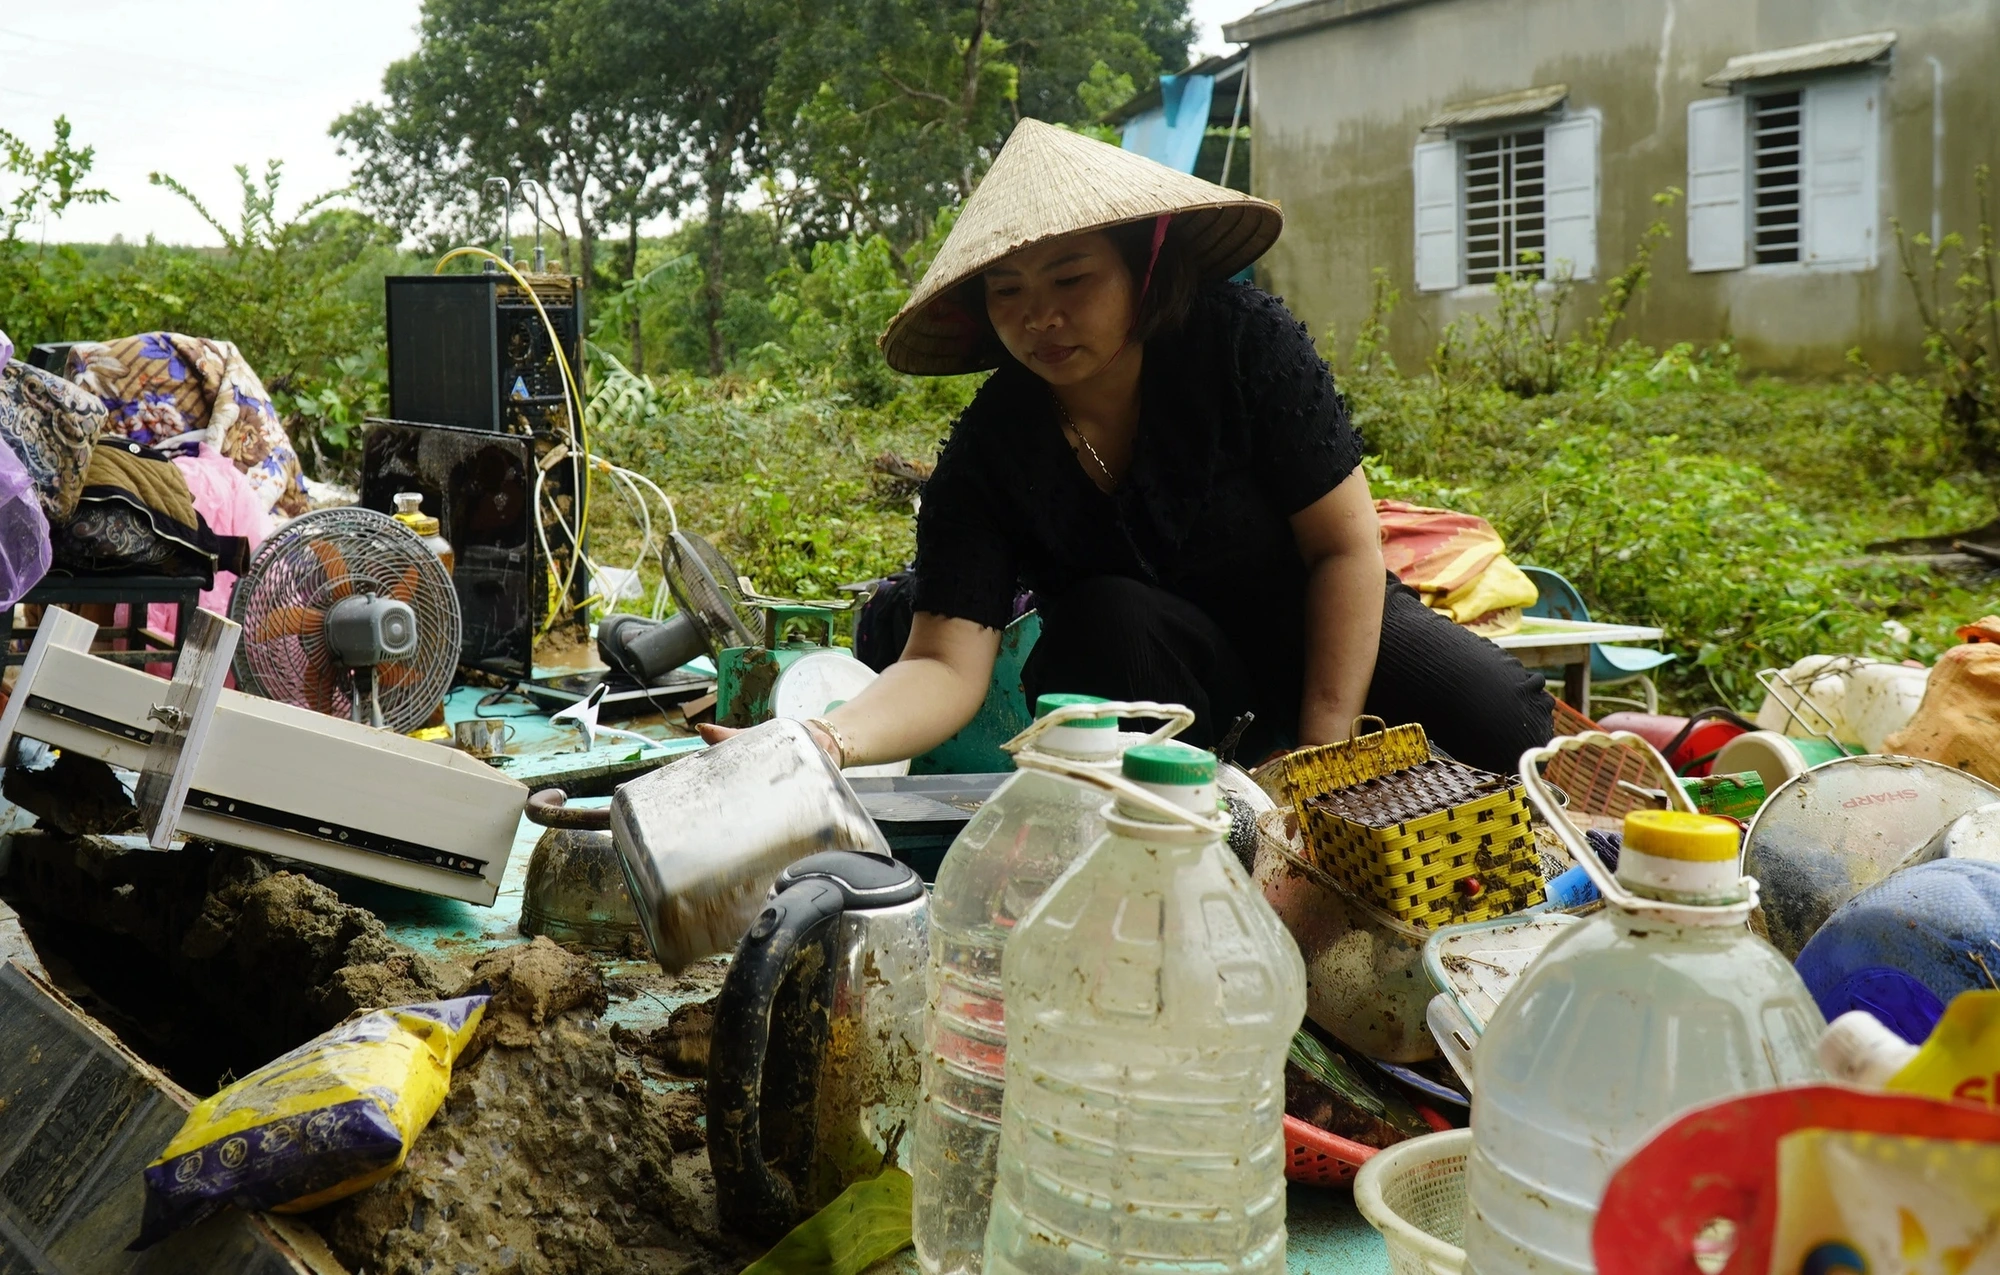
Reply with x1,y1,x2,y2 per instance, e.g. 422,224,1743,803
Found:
909,282,1364,716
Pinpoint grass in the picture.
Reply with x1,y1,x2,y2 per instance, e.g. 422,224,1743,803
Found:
582,276,1996,719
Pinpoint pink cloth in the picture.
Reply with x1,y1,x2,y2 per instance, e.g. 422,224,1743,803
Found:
146,443,273,656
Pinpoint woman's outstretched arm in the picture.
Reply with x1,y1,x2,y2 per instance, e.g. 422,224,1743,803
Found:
699,612,1001,766
1292,468,1385,747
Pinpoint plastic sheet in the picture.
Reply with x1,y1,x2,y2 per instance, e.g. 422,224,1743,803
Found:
0,430,50,607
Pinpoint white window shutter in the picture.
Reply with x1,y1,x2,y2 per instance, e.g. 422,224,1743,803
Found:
1803,77,1878,269
1686,95,1747,272
1413,140,1459,292
1543,116,1598,281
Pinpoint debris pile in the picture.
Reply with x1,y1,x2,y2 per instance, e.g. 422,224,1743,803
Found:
317,939,742,1275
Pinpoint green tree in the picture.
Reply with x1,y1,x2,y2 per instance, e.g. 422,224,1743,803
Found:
0,115,114,244
766,0,1187,252
331,0,684,285
661,0,787,373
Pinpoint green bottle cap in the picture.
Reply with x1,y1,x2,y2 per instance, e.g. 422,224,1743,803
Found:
1034,692,1114,728
1122,742,1216,786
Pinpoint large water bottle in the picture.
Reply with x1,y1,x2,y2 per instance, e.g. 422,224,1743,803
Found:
912,694,1140,1275
1463,807,1827,1275
983,743,1307,1275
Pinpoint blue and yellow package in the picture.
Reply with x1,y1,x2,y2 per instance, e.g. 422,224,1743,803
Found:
134,996,486,1248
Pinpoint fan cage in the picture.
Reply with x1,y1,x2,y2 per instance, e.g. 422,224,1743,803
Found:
231,508,462,733
666,530,759,649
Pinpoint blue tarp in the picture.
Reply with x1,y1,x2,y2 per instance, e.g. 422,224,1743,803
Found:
1119,72,1216,175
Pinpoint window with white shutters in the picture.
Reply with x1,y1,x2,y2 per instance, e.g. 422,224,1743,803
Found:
1685,73,1880,273
1751,90,1803,264
1463,129,1546,285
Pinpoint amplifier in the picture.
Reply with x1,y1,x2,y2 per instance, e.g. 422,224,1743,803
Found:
359,419,589,679
384,273,584,434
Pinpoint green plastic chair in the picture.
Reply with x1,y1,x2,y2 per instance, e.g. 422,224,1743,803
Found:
1520,566,1675,715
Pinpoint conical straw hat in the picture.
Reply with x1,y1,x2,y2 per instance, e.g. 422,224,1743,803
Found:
879,118,1282,376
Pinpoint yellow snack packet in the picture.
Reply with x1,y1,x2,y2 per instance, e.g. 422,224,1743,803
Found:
134,996,485,1248
1886,989,2000,1110
1768,1129,2000,1275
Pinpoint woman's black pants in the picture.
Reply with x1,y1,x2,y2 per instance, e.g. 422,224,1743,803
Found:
1020,574,1555,774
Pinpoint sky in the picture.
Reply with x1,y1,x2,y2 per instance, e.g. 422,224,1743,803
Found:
3,0,1259,247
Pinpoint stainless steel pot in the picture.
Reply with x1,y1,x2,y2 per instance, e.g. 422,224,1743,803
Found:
530,718,893,972
517,825,645,951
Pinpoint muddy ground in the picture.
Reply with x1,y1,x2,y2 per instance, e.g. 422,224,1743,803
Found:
0,768,749,1275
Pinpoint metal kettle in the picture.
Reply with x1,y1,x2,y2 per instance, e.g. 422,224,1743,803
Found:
708,850,928,1238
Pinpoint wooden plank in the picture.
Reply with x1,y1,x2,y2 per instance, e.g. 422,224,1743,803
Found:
133,609,240,851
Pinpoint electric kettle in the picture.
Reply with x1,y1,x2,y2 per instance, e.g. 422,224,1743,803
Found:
707,850,928,1238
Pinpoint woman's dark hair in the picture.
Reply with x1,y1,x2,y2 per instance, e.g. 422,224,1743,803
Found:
951,218,1201,364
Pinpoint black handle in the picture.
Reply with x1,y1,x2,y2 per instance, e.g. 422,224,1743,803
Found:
706,876,848,1238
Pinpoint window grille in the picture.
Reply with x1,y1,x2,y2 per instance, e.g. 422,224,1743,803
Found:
1463,129,1546,284
1751,91,1802,264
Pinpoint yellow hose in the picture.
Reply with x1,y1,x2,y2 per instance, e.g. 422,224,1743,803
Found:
433,245,593,635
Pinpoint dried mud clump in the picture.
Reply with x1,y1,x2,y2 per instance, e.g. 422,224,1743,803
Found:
317,942,744,1275
180,852,460,1044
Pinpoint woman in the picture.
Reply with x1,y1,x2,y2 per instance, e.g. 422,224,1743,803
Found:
711,119,1552,773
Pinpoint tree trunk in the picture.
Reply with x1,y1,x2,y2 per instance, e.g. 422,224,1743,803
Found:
704,161,729,377
961,0,1001,119
626,217,644,374
573,190,595,281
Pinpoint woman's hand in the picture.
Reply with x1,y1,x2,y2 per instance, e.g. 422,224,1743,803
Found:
697,720,840,758
1291,469,1386,747
693,614,1002,767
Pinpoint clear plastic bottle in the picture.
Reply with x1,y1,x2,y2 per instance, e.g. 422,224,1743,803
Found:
983,743,1307,1275
1463,809,1827,1275
912,694,1130,1275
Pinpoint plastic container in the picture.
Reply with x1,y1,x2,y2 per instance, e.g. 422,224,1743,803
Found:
1253,808,1435,1062
1354,1129,1472,1275
1753,654,1929,753
1282,1114,1379,1188
1462,740,1827,1275
984,744,1307,1275
912,697,1187,1275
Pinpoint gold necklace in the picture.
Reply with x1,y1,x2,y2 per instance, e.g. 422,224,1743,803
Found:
1053,394,1119,489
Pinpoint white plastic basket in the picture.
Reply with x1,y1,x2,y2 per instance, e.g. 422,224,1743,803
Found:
1353,1128,1471,1275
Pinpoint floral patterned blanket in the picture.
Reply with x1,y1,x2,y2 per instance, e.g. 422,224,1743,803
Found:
65,333,308,518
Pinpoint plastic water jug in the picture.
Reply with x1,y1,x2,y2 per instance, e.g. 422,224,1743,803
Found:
913,696,1189,1275
1463,736,1826,1275
983,743,1307,1275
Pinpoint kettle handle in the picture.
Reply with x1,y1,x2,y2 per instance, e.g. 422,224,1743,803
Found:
525,788,611,831
706,875,848,1238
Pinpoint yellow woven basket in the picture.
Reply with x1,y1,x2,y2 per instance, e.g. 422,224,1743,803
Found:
1279,718,1544,930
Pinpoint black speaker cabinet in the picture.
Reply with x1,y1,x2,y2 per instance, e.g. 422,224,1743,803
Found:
384,273,583,434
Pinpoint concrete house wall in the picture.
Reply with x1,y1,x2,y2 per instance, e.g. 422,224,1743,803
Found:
1227,0,2000,373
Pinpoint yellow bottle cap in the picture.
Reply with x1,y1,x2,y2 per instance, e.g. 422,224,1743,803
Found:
1622,810,1739,863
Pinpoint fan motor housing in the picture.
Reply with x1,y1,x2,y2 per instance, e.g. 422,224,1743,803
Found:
325,594,420,666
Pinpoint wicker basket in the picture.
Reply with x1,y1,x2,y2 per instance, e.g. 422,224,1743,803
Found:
1280,719,1544,930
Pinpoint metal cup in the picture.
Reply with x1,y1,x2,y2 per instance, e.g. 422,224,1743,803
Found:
454,718,516,758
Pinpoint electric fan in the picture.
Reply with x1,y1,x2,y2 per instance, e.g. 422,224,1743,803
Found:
597,529,761,683
231,508,462,732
